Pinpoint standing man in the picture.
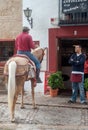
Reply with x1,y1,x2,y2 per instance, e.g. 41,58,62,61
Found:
15,26,42,83
68,44,87,104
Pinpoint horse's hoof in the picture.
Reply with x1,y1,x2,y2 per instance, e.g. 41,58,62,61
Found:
11,118,15,123
33,106,37,109
20,106,25,109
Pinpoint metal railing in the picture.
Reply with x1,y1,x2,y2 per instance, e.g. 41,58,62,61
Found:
58,0,88,26
59,12,88,26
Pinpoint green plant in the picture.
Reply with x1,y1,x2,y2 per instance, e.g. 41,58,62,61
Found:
48,71,64,90
84,78,88,91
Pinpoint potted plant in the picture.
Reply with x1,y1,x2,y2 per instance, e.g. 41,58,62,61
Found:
48,71,64,97
84,78,88,99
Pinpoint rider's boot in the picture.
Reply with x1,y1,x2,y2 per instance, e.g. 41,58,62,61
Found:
36,69,42,83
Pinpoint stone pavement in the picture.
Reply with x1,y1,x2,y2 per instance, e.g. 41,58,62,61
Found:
0,91,88,130
0,71,88,130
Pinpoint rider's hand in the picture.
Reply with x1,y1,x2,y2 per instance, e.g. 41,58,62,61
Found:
35,44,39,48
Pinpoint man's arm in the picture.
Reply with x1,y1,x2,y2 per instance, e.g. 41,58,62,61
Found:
69,54,76,65
15,38,17,50
28,35,35,49
74,54,86,66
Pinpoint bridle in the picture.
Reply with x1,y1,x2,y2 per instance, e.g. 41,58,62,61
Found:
39,48,45,63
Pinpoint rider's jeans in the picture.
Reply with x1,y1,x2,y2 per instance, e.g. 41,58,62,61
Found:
17,50,40,69
70,74,86,103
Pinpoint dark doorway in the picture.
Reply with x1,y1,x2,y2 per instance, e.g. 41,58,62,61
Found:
57,38,88,89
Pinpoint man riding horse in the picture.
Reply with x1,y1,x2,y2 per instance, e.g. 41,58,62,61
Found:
15,26,42,83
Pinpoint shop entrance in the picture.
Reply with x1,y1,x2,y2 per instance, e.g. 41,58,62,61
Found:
57,38,88,89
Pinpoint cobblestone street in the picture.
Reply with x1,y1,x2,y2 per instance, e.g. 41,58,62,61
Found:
0,91,88,130
0,72,88,130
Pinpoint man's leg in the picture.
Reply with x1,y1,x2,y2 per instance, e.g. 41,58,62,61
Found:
79,74,86,104
25,52,42,83
17,51,42,83
68,82,78,103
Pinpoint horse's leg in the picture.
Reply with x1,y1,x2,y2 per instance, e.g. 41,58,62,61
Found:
21,85,25,109
11,92,18,122
18,76,26,109
31,79,37,109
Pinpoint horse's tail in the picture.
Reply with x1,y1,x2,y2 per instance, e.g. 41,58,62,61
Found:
8,61,17,112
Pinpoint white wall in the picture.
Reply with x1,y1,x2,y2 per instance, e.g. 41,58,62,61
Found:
23,0,59,71
23,0,59,47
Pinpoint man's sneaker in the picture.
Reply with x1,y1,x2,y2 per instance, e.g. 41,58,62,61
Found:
81,102,87,105
68,100,76,104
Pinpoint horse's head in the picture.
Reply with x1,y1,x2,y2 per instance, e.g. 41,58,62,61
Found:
32,47,47,63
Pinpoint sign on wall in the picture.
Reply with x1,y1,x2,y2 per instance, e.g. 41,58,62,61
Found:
62,0,88,13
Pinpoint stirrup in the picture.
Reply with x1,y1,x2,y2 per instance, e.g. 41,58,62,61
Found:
36,77,42,83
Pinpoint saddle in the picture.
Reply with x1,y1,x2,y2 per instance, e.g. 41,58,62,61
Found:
4,54,36,79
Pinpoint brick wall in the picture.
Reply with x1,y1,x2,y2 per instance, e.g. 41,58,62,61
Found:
0,0,22,93
0,0,22,39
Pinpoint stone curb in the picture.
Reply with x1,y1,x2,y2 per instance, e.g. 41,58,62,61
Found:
0,101,88,109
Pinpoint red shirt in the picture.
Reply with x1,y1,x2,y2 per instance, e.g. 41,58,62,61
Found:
15,32,35,51
84,60,88,74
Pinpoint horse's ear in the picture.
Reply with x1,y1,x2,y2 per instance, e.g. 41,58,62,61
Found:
43,47,47,51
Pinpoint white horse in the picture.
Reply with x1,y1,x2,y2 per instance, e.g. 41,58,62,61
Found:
4,47,46,122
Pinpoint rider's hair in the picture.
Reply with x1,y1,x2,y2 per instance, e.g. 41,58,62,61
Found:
22,26,30,32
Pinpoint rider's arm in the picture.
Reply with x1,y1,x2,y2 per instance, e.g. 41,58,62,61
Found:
28,35,35,49
15,37,18,53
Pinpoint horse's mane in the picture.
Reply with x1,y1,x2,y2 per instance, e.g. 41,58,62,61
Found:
31,47,42,53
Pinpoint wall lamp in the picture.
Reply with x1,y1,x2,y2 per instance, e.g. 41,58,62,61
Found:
24,8,33,28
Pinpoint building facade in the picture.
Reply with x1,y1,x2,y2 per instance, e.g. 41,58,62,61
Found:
0,0,22,92
25,0,88,91
0,0,22,63
23,0,59,71
23,0,59,47
0,0,22,39
49,0,88,88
